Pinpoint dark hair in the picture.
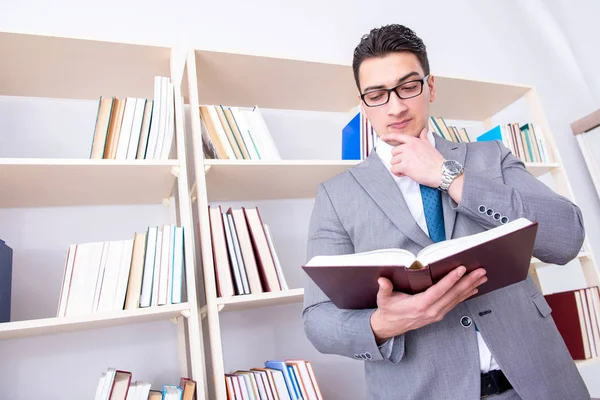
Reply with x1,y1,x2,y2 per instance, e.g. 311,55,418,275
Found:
352,24,430,91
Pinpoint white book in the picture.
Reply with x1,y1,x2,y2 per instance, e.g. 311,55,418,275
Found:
153,77,170,159
171,226,184,304
250,106,281,159
240,109,270,160
151,228,163,307
64,243,92,317
264,224,288,290
115,98,137,160
230,107,261,160
92,242,110,312
227,213,250,294
160,81,175,160
113,238,134,311
223,212,244,295
145,77,163,159
97,241,125,313
126,98,147,160
94,373,106,400
81,242,105,315
158,225,172,305
57,244,77,317
140,226,158,307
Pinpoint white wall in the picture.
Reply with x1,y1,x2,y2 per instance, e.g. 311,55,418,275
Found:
2,0,600,398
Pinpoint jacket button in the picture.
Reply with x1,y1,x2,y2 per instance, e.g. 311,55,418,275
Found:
493,212,501,220
486,209,494,217
461,316,472,328
478,205,486,213
354,353,361,359
501,216,509,224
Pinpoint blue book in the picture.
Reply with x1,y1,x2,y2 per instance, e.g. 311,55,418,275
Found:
265,360,298,399
477,125,502,143
0,240,12,323
341,112,361,160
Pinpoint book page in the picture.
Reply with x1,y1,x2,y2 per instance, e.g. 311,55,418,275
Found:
305,248,415,267
417,218,533,266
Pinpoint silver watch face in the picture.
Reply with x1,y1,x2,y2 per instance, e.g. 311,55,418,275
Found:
444,160,463,175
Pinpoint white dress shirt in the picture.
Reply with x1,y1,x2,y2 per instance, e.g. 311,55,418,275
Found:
375,131,500,373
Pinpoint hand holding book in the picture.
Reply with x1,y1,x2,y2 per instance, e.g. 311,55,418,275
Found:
370,265,487,343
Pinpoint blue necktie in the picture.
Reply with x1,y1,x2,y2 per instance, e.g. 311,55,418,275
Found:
419,185,446,243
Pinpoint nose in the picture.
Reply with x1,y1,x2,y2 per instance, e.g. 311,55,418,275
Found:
386,90,408,116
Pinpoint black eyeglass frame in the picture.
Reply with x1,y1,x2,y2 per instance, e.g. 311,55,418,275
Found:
360,74,430,107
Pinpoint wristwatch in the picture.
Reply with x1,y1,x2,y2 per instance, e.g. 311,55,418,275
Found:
438,160,464,192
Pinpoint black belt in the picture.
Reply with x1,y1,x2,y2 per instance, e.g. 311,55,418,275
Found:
481,369,513,398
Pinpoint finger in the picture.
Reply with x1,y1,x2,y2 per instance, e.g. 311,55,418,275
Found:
390,154,403,165
391,145,404,157
434,268,487,311
377,277,394,299
420,266,466,306
419,128,428,141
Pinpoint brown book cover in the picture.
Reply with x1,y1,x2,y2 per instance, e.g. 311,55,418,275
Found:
544,290,587,360
302,218,538,309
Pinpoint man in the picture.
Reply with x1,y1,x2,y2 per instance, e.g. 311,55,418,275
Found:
302,24,590,400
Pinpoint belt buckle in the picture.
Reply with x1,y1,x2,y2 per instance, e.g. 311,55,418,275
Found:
480,372,500,399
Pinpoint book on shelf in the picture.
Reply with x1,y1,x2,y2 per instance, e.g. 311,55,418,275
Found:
477,122,550,163
341,108,376,160
209,205,288,298
544,286,600,361
94,367,196,400
342,113,471,162
302,218,538,309
57,224,186,317
226,359,323,400
199,104,280,161
90,76,175,161
0,239,13,323
429,116,471,143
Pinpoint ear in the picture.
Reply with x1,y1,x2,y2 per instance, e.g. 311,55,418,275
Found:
428,75,436,102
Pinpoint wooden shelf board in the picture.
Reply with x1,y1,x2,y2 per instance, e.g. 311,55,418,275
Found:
204,160,358,201
524,162,561,177
0,303,190,340
215,288,304,312
0,158,178,208
192,49,531,118
0,31,171,100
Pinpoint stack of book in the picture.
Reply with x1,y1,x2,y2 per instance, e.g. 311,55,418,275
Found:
545,286,600,360
199,105,280,160
93,367,196,400
429,116,471,143
57,225,185,317
209,205,288,298
226,359,323,400
477,123,549,163
89,76,175,160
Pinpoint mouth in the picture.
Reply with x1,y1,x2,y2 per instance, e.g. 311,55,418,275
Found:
388,118,412,130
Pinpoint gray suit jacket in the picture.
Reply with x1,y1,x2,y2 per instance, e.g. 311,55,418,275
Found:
302,134,590,400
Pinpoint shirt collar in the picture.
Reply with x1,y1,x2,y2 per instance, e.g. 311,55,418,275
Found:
376,131,436,170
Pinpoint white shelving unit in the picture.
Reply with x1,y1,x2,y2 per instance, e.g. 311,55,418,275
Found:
0,32,208,399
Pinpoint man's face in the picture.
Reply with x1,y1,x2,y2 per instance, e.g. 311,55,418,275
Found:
357,52,435,141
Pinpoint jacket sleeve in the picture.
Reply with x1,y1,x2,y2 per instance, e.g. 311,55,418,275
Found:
302,183,405,363
454,140,585,265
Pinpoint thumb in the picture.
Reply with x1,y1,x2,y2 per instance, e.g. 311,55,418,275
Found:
377,277,394,298
419,128,428,141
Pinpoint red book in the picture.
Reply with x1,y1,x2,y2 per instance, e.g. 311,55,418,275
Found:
302,218,537,309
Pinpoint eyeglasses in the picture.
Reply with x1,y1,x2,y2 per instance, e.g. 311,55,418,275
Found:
361,74,430,107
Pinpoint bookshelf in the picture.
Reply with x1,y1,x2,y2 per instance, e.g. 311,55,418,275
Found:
0,32,207,398
183,45,600,398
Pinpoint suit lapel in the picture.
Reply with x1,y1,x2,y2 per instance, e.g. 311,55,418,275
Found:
435,136,467,240
350,152,434,249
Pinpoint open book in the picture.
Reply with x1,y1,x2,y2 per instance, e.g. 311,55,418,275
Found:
302,218,538,309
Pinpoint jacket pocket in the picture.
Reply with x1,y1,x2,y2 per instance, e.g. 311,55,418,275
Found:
532,293,552,318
